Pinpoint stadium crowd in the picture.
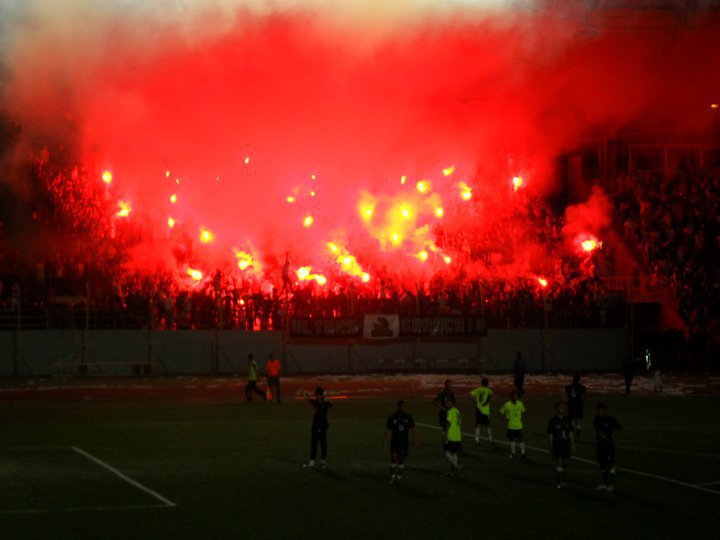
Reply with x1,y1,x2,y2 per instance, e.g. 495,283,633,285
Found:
0,144,717,372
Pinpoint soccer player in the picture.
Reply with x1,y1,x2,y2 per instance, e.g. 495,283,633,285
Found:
468,377,493,445
547,402,574,488
303,387,333,469
384,400,417,484
594,402,622,491
433,379,455,436
443,397,462,476
563,373,587,440
244,353,266,402
498,390,527,458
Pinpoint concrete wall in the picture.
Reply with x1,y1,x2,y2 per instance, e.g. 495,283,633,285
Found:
0,328,627,377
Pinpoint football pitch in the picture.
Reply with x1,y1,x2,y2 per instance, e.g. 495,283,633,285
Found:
2,375,720,540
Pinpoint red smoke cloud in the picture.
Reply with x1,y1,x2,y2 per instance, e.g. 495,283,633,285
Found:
1,2,718,288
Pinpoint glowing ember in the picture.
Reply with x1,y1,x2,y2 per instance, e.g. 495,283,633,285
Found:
286,195,296,203
170,193,177,204
116,200,131,217
199,227,215,243
442,166,455,176
303,215,314,228
418,250,429,262
435,207,444,218
101,170,113,184
443,255,452,264
711,103,719,109
400,175,407,185
167,217,175,228
538,277,548,288
512,176,524,191
459,181,472,201
416,180,429,193
164,170,170,178
244,156,250,164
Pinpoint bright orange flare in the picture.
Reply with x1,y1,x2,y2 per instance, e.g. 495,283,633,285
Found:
286,195,296,203
167,217,175,228
327,242,369,282
303,215,314,228
200,227,215,244
443,255,452,264
435,207,444,218
538,277,548,288
187,268,203,281
234,250,257,271
244,156,250,164
418,250,429,262
512,176,524,191
443,166,455,176
101,171,113,184
416,180,430,193
459,181,472,201
297,266,326,286
170,194,177,204
116,201,131,217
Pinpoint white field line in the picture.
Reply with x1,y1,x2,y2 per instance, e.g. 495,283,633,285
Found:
71,446,176,507
698,480,720,486
415,422,720,497
0,503,171,515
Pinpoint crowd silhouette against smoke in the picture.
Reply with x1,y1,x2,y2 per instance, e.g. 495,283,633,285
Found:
0,2,718,369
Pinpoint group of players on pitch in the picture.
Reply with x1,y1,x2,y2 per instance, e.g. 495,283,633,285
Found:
304,374,621,490
431,375,621,490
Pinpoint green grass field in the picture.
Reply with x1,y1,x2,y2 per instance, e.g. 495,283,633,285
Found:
2,380,720,540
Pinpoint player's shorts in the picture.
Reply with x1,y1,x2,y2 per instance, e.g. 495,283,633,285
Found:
444,441,461,452
475,410,491,425
552,443,572,460
506,428,523,441
596,442,615,467
390,446,409,459
568,404,583,420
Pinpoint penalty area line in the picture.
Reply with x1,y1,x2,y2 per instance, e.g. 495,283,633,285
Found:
71,446,176,507
415,422,720,497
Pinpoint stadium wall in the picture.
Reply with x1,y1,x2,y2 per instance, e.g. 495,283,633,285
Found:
0,328,628,377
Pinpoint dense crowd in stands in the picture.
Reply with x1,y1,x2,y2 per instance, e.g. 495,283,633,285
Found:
613,170,720,334
0,145,717,370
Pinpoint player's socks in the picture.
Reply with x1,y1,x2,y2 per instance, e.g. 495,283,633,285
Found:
510,441,516,456
519,442,526,456
390,463,397,477
474,427,480,444
397,464,404,479
487,428,493,444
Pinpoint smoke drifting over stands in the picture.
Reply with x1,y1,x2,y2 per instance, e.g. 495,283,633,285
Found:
0,1,718,362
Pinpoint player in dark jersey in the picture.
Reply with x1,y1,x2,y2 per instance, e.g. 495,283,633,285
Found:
303,387,333,469
547,402,574,488
563,374,587,440
384,400,417,484
433,379,455,436
594,403,622,491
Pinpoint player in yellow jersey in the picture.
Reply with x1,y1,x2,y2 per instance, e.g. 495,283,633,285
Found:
444,397,462,476
468,378,493,445
498,390,527,458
